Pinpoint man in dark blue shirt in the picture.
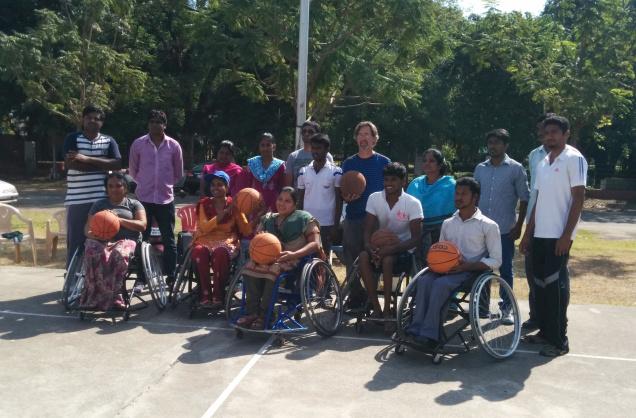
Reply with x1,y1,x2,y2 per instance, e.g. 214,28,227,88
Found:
341,121,390,306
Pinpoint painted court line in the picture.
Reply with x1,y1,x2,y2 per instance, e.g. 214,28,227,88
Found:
200,335,274,418
2,309,636,363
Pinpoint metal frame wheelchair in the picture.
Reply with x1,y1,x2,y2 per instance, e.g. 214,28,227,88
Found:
61,238,168,321
225,256,344,346
393,268,521,364
341,253,419,333
170,243,241,318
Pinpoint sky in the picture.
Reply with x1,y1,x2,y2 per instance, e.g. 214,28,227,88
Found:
456,0,547,16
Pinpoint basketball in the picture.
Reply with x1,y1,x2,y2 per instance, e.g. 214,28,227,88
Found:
370,228,400,248
90,210,120,241
341,170,366,197
427,241,461,273
236,188,263,215
249,232,282,265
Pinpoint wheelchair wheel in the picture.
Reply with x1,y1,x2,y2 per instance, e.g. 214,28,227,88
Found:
340,259,369,314
172,246,195,309
300,259,343,337
395,274,418,340
141,242,168,311
225,273,246,324
469,273,521,359
62,247,85,311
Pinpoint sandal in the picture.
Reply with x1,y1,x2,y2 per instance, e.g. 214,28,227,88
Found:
236,314,258,327
539,344,569,357
521,334,547,344
250,317,266,330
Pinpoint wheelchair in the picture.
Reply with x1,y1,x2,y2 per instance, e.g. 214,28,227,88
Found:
170,242,241,318
340,252,419,333
225,256,344,346
61,238,169,321
393,268,521,364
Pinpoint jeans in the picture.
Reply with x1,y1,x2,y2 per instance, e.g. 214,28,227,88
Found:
141,201,177,277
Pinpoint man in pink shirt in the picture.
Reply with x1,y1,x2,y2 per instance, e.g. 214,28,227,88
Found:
129,110,184,281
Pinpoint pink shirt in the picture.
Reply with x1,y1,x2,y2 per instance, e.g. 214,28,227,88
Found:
201,162,244,197
129,134,184,204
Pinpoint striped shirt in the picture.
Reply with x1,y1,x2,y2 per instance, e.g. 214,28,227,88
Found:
63,132,121,206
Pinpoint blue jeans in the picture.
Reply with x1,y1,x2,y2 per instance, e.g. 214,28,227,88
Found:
499,233,515,309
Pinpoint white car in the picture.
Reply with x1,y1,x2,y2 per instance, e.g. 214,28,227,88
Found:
0,180,19,203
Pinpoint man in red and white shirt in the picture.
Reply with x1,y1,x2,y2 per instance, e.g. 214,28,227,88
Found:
521,115,587,357
129,110,184,280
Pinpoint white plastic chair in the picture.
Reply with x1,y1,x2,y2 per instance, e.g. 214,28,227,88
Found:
0,203,37,265
45,209,66,261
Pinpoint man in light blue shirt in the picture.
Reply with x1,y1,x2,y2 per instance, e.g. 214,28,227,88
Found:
474,128,529,324
522,113,554,330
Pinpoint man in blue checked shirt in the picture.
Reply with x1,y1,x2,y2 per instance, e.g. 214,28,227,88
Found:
474,128,530,325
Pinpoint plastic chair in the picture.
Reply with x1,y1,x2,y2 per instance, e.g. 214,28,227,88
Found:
45,209,66,260
176,204,198,232
0,203,37,265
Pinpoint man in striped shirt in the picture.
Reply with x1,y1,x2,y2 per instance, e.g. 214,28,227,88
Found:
63,105,122,267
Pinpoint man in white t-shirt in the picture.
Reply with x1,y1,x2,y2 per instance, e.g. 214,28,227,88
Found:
297,133,343,257
520,115,587,357
285,121,333,188
359,162,423,330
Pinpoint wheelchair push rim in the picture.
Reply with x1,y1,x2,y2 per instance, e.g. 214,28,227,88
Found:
142,242,168,311
469,273,521,359
62,247,86,311
172,246,195,309
300,259,344,337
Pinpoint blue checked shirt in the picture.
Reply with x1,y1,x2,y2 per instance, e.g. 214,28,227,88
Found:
474,155,530,234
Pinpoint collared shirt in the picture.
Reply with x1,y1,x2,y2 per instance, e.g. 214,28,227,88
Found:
129,134,184,204
63,132,121,206
533,145,588,239
285,148,334,188
474,154,529,234
526,145,549,222
440,208,502,270
297,160,342,226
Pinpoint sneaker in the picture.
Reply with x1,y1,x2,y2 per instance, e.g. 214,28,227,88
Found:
522,319,539,331
539,344,569,357
133,283,145,294
501,309,514,326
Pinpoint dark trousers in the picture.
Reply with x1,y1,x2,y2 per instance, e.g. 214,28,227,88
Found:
66,203,93,268
524,249,537,321
532,238,570,350
141,201,177,277
499,233,515,309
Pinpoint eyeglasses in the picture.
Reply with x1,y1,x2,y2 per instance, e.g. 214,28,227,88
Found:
302,129,315,134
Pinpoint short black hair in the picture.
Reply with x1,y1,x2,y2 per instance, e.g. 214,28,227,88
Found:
82,105,105,120
383,162,407,180
148,109,167,124
301,121,321,133
279,186,298,205
260,132,276,144
456,176,480,196
310,133,330,149
543,115,570,133
485,128,510,144
218,140,236,156
423,148,449,176
104,171,130,191
536,112,556,124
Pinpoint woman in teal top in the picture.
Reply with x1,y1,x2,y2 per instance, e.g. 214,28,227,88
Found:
406,148,456,264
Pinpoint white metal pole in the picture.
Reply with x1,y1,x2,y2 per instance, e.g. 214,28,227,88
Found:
295,0,310,149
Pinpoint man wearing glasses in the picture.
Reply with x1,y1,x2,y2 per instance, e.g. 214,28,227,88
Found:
63,105,122,267
285,121,333,188
129,110,184,283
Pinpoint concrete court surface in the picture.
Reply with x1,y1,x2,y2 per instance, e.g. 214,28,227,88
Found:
1,266,635,418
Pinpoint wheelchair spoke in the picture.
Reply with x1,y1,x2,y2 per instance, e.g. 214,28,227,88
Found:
301,260,343,336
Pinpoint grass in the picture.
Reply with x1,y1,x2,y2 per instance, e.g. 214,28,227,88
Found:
2,218,635,307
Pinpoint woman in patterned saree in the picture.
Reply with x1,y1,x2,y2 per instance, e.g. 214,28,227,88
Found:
80,172,147,310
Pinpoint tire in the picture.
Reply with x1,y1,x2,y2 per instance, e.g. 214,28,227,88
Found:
172,247,194,309
225,273,247,324
395,267,429,340
299,259,343,337
469,273,521,359
340,259,368,314
142,242,168,311
62,247,85,311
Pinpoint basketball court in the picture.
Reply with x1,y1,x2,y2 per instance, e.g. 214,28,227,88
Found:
1,265,635,418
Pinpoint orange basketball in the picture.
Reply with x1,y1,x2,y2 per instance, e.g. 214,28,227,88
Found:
236,188,263,215
370,228,400,248
249,233,282,265
427,241,461,273
90,210,120,241
341,170,366,196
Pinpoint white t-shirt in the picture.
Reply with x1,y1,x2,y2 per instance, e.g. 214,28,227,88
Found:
366,191,423,244
297,161,342,226
533,145,588,239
